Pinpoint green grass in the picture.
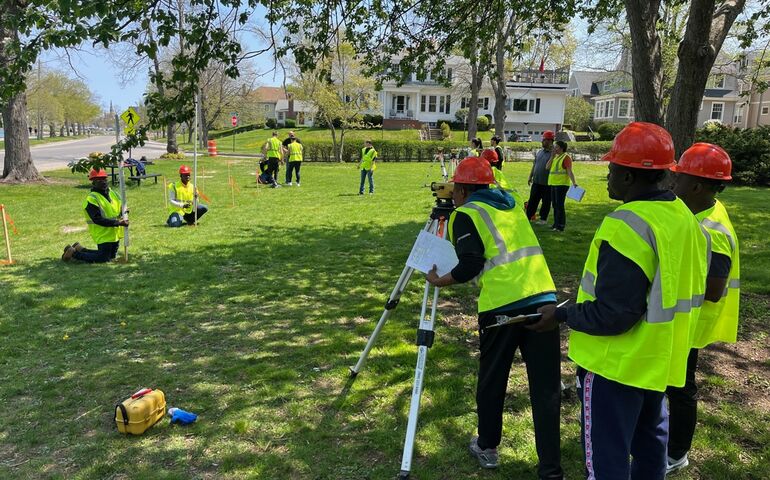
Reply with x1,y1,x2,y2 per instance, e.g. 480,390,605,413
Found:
0,135,89,150
0,161,768,479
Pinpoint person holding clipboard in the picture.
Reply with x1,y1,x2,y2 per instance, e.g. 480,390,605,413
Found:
545,140,578,232
426,156,563,478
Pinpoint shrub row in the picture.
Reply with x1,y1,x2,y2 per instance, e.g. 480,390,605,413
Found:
695,124,770,186
297,138,614,162
210,123,263,140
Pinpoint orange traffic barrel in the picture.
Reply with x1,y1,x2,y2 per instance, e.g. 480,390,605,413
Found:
207,140,218,156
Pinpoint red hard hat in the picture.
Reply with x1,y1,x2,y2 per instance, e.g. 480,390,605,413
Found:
671,142,732,180
542,130,555,140
480,149,498,164
452,157,495,184
88,169,108,180
179,165,191,175
601,122,675,169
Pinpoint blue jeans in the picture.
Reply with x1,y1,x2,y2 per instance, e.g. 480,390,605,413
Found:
551,185,569,230
359,169,374,193
167,204,208,227
72,241,120,263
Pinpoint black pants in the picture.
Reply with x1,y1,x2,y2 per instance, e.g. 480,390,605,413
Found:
551,185,569,231
665,349,699,459
72,241,120,263
266,157,280,184
286,161,301,183
477,304,563,479
526,183,552,221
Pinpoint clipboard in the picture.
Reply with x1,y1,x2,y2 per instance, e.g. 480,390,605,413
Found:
567,185,586,202
483,300,569,332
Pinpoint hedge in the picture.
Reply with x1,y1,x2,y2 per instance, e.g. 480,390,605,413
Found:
296,139,614,162
209,123,264,140
695,124,770,186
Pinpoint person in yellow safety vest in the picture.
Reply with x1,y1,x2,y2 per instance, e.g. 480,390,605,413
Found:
62,168,128,263
468,137,482,157
167,165,208,227
665,142,740,475
261,131,285,188
545,140,578,232
480,149,525,208
528,122,710,480
358,140,377,194
426,156,563,477
285,137,303,186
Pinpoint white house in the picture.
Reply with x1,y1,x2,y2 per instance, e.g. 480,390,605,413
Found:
379,57,569,141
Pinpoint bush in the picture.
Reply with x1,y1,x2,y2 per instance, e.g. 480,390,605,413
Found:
695,124,770,186
362,114,383,126
159,152,187,160
266,118,277,129
440,122,451,140
284,118,296,128
476,116,490,131
596,122,626,141
209,123,264,140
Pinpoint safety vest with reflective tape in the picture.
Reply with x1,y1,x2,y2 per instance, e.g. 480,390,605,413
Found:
168,181,195,215
691,199,740,348
265,137,282,158
569,198,709,391
82,189,122,244
449,200,556,312
361,147,377,170
287,142,303,161
547,153,571,186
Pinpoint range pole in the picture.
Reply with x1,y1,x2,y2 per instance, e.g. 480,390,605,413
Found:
115,114,129,261
193,92,199,226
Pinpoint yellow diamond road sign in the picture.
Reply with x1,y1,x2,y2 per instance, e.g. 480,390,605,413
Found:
120,107,140,134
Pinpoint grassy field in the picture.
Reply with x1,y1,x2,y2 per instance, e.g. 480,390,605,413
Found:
0,161,768,479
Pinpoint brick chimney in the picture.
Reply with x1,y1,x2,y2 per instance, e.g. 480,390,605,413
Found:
287,92,296,119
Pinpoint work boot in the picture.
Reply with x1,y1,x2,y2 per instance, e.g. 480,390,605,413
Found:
72,242,83,252
468,436,498,469
62,246,75,262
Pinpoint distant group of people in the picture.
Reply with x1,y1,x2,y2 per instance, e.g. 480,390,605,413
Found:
259,130,304,187
62,164,208,263
428,122,739,480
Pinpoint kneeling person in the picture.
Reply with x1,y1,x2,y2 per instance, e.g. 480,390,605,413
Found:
62,168,128,263
426,156,563,478
167,165,208,227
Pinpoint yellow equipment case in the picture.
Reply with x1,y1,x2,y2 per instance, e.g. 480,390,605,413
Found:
115,388,166,435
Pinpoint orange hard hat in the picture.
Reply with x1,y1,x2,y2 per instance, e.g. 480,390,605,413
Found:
88,169,108,180
542,130,555,140
480,149,499,164
452,156,495,184
179,165,191,175
601,122,675,169
671,142,732,180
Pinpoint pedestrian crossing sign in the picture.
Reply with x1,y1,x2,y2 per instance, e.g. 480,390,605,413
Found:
120,107,140,135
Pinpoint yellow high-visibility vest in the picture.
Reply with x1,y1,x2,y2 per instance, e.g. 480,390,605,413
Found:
449,200,556,312
569,198,710,391
82,190,122,244
287,142,303,161
265,137,282,158
691,199,740,348
547,153,571,186
361,147,377,170
168,181,195,215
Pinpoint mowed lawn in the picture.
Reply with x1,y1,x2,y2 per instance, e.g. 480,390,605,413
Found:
0,161,768,479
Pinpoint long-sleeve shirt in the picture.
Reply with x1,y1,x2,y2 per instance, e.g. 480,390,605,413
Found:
85,188,123,227
168,183,195,209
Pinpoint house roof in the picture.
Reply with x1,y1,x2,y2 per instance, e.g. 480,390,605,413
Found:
703,88,736,98
253,86,287,103
275,99,313,112
571,71,607,96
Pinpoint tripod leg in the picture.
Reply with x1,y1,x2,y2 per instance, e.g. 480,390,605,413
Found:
350,218,436,377
397,218,446,478
439,157,448,182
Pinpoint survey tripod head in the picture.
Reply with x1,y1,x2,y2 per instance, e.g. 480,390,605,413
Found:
430,182,455,217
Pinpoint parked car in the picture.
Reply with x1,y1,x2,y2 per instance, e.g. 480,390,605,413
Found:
509,133,533,142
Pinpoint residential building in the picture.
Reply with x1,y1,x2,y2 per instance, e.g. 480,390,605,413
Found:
275,96,315,127
252,86,286,121
738,51,770,128
379,56,569,141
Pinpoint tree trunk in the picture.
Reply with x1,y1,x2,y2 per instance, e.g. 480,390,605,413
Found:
166,121,178,153
491,14,515,136
1,91,43,182
329,121,341,162
48,123,55,137
665,0,745,157
468,57,482,140
624,0,665,125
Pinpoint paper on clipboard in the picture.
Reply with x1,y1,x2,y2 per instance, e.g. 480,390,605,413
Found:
406,230,459,276
567,185,586,202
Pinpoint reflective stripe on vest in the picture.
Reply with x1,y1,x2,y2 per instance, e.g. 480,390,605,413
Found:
450,200,555,312
169,181,195,215
548,153,570,186
83,190,122,244
288,142,303,161
361,148,377,170
569,198,708,391
691,199,740,347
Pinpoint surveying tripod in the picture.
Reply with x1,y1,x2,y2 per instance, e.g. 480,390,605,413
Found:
422,149,453,186
350,188,455,479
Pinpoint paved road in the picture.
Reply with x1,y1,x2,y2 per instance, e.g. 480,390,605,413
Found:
0,136,169,172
